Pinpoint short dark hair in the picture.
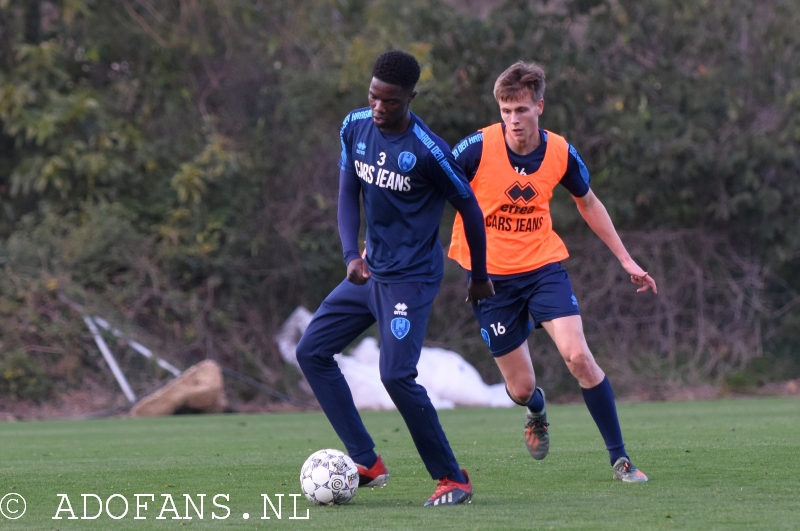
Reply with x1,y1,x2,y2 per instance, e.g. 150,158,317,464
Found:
372,50,420,91
494,61,546,102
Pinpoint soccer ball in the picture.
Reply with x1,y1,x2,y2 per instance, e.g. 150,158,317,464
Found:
300,449,359,505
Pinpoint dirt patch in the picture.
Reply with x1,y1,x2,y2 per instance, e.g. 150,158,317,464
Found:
1,379,797,421
0,380,127,421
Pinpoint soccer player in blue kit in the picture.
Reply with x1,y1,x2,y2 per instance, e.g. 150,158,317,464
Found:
295,50,495,506
449,61,656,482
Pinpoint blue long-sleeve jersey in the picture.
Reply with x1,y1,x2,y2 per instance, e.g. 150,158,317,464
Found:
338,108,487,283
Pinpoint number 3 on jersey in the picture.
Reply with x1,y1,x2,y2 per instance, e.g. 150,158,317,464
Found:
377,152,386,166
489,322,506,336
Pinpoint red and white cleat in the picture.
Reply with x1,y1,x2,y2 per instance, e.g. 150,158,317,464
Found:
355,454,390,488
424,470,473,506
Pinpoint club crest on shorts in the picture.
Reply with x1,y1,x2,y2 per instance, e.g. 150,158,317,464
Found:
398,151,417,173
391,317,411,339
481,328,491,347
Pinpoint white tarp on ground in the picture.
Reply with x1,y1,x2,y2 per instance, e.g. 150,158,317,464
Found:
276,306,513,410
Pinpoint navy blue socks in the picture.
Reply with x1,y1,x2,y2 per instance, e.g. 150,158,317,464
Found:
581,376,628,464
526,387,545,414
505,386,545,413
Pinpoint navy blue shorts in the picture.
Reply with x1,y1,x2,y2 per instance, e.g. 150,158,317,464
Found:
472,263,580,357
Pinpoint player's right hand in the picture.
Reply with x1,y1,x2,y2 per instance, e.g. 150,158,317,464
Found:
466,278,495,304
346,257,371,285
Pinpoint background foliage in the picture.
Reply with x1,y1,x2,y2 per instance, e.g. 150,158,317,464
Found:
0,0,798,408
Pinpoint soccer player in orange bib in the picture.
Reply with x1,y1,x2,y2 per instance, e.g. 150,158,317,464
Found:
449,61,656,482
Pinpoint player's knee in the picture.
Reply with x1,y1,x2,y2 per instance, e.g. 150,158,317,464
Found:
379,373,401,393
380,372,413,397
294,335,318,369
507,381,535,404
563,348,593,371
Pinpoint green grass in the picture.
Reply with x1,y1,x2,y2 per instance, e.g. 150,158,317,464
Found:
1,397,798,530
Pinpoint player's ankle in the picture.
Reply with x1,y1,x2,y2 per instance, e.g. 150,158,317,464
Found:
351,450,378,469
446,470,468,484
526,387,545,414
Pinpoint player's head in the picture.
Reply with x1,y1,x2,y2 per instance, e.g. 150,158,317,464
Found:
369,50,419,132
493,61,546,104
372,50,421,92
493,61,546,144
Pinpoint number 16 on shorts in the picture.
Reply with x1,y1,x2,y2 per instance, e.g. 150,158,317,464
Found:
481,322,505,347
489,322,506,336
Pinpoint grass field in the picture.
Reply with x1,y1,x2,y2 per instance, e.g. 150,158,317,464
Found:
1,397,798,530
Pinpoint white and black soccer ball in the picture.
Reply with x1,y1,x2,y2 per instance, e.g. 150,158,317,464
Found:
300,449,359,505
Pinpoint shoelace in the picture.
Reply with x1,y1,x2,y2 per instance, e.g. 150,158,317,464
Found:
526,418,549,433
616,460,633,472
430,477,463,498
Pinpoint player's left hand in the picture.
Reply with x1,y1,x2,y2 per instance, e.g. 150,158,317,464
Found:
623,262,657,294
346,257,371,285
466,278,495,304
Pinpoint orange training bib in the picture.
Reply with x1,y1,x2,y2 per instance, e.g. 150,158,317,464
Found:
449,124,570,275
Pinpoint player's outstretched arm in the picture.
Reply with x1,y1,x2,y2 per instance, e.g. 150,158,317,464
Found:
573,190,657,294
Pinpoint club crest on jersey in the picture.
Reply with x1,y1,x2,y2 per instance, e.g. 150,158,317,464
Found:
356,142,366,155
394,302,408,316
505,181,538,204
398,151,417,173
481,328,491,347
391,318,411,339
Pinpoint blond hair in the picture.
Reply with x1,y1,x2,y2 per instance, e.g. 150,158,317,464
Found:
493,61,546,102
